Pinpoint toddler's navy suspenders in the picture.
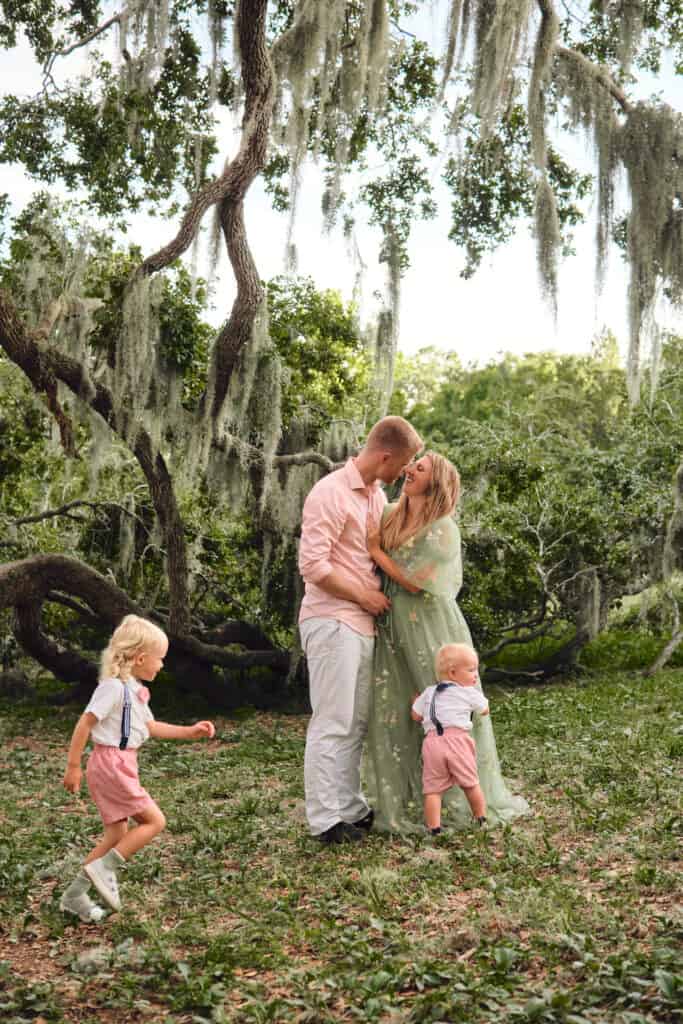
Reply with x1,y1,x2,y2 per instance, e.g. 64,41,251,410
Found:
119,682,132,749
429,682,453,736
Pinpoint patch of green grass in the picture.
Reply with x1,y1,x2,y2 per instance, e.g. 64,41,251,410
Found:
0,669,681,1023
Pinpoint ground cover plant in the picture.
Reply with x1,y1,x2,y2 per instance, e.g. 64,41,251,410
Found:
0,668,681,1023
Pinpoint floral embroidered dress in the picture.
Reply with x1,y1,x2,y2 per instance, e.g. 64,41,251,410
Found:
364,509,529,833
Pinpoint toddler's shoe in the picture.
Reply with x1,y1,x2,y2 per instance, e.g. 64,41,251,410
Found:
60,890,106,923
84,850,124,911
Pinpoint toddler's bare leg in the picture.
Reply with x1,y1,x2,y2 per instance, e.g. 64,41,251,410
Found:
114,802,166,860
424,793,443,830
85,821,128,864
462,784,486,820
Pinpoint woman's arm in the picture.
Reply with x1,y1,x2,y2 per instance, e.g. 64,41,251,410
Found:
367,519,422,594
63,712,98,792
371,547,422,594
148,720,215,740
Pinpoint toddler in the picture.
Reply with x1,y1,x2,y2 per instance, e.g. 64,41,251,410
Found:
61,614,215,922
411,642,489,835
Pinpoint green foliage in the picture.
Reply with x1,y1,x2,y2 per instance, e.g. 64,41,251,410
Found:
0,668,681,1020
266,274,371,428
445,106,593,278
393,336,683,666
0,8,217,216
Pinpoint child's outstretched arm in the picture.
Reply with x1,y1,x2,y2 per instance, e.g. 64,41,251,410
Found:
148,720,215,740
63,712,98,793
410,692,424,722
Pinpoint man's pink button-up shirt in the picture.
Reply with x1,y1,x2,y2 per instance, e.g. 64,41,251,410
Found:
298,458,387,636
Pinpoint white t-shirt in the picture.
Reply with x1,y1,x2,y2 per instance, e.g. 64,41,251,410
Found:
412,682,489,735
85,677,154,748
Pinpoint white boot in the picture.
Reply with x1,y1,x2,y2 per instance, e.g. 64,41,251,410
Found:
60,872,106,923
84,849,125,911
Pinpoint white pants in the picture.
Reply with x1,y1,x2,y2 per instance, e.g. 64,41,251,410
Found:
301,617,374,836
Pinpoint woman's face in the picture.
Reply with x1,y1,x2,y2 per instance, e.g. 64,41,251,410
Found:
402,455,433,498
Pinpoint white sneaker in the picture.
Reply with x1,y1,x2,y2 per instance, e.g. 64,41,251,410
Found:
60,890,106,923
84,855,122,911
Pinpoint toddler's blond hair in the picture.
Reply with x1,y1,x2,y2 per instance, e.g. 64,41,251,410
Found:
435,642,477,679
101,614,167,681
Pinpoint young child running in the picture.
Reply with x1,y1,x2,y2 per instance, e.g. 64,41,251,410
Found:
411,643,489,835
61,614,215,922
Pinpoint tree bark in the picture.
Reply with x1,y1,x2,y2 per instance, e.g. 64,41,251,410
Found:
0,556,289,694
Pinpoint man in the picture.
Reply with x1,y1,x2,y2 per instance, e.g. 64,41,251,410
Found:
298,416,423,843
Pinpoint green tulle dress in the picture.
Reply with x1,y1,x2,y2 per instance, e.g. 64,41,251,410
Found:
364,509,529,833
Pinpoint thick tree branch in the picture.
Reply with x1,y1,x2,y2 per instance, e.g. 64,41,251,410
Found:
1,556,290,682
139,0,274,281
14,600,99,688
556,45,633,113
209,199,265,418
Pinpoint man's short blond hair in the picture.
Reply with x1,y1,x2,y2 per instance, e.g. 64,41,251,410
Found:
435,642,477,678
365,416,422,456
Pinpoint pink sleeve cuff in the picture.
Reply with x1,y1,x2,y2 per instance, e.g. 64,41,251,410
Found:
300,558,333,585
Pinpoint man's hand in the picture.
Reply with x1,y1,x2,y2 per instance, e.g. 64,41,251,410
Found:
358,587,391,616
63,763,82,794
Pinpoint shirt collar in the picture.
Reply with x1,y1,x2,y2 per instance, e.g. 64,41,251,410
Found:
344,457,380,492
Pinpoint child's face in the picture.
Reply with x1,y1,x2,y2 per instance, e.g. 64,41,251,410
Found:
134,638,168,681
449,653,479,687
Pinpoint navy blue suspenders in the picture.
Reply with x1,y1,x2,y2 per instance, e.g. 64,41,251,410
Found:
429,682,453,736
119,683,132,750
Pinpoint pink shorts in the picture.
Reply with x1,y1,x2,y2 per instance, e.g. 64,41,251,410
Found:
86,745,154,825
422,728,479,794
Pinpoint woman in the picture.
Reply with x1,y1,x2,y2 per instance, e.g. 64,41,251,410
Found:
364,451,528,833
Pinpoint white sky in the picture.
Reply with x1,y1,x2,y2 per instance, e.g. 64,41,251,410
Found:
2,5,682,368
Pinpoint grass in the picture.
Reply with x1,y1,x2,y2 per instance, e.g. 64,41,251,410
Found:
0,668,681,1023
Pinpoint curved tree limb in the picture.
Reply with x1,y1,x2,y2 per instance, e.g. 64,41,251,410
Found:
2,556,290,684
138,0,274,281
14,600,99,689
209,198,265,419
556,44,633,114
9,499,147,530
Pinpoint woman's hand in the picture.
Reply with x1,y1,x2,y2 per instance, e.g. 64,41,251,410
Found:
366,516,382,558
191,720,216,739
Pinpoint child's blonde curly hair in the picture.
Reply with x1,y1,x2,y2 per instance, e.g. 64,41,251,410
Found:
435,642,477,679
100,615,168,681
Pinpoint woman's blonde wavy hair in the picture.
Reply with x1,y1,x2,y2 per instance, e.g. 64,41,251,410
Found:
380,450,461,551
100,614,168,681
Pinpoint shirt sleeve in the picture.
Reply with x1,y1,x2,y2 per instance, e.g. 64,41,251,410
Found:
412,690,428,719
85,678,121,721
394,517,463,597
470,689,489,714
298,477,348,585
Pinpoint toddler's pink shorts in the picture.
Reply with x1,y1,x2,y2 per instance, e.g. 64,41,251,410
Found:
422,727,479,794
86,745,154,825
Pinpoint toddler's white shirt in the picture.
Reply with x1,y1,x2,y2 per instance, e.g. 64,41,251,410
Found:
412,681,488,735
85,677,154,748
